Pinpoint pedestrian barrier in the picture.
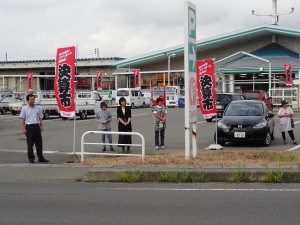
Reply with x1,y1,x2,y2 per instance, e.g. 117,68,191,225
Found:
80,131,145,162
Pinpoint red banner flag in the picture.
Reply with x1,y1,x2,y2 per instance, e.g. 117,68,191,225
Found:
284,64,293,86
26,72,33,92
134,69,140,88
54,46,76,118
96,71,103,90
196,59,217,119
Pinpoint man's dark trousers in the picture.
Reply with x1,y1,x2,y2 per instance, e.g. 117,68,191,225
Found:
25,124,43,161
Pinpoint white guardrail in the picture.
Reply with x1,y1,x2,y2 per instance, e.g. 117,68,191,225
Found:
80,131,145,162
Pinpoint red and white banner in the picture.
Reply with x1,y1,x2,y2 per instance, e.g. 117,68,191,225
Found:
284,64,293,86
134,69,141,88
54,46,76,118
196,59,217,119
26,72,33,92
96,71,103,90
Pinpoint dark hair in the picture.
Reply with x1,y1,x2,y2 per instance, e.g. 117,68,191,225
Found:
156,97,163,105
100,102,107,108
281,100,288,106
26,94,35,101
119,97,126,105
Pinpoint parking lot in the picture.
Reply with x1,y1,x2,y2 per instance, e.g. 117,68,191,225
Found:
0,107,300,163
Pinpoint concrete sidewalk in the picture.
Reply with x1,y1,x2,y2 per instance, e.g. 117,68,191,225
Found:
0,163,299,183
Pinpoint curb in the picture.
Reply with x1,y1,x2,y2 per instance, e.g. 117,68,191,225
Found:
84,168,300,183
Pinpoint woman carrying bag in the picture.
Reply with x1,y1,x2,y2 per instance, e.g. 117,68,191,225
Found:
278,100,297,145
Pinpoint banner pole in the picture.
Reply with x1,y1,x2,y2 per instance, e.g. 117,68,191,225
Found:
73,45,78,155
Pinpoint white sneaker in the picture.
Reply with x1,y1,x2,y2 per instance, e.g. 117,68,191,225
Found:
155,146,159,150
161,146,165,149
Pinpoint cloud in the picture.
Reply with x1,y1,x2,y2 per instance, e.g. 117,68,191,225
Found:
0,0,299,60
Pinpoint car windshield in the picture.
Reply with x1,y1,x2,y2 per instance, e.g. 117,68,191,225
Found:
216,94,232,102
245,92,260,100
224,103,263,116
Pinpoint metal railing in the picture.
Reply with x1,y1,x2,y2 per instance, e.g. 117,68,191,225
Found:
80,131,145,162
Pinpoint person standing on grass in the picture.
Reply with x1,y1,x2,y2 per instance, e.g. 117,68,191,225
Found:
153,97,167,150
117,97,132,153
278,100,297,145
20,94,49,163
95,102,114,152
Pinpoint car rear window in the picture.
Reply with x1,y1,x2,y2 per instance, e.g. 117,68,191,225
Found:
117,90,129,96
217,94,232,102
225,103,263,116
245,92,260,100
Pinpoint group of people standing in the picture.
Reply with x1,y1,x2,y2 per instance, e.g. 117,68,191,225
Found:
95,97,167,153
20,93,297,164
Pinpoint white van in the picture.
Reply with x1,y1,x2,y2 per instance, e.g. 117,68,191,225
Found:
116,88,146,108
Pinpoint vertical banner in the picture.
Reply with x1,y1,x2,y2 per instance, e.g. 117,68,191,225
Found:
134,69,141,88
54,46,76,118
284,64,293,86
196,59,217,119
26,72,33,92
96,71,103,90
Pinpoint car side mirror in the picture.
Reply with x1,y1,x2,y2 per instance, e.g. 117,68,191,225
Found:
267,112,275,118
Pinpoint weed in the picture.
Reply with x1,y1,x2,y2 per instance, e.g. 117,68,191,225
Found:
229,170,250,182
117,171,142,182
74,176,83,182
266,169,284,183
86,171,97,182
159,171,178,182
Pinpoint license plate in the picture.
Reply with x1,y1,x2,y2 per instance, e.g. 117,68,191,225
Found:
234,132,245,138
216,105,223,109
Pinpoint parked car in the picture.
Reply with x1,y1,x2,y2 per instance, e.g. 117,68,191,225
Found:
214,100,275,146
206,92,245,122
243,90,273,110
116,88,146,108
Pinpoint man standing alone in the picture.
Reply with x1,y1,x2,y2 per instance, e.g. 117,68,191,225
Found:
20,94,49,163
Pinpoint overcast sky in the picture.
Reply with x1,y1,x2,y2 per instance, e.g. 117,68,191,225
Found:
0,0,299,61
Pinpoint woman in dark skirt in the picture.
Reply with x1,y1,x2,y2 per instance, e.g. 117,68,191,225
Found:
117,97,132,152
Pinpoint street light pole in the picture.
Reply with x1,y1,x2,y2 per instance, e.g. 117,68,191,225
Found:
165,53,176,86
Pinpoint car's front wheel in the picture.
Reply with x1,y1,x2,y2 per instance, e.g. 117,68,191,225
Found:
263,131,272,146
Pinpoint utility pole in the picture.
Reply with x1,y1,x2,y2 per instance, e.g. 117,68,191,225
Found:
5,53,7,61
252,0,294,25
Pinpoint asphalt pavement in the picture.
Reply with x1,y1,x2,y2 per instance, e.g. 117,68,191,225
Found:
0,108,300,182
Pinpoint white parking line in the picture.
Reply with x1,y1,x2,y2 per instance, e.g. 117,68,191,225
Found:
286,144,300,151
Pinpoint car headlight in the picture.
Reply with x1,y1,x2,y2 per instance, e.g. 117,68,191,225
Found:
218,121,229,131
253,121,267,129
216,105,224,110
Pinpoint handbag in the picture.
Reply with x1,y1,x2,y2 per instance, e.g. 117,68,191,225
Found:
291,118,295,128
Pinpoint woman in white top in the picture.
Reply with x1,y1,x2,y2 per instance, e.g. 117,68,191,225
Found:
277,100,297,145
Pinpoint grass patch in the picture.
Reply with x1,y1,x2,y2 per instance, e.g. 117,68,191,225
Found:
266,169,284,183
116,171,142,182
82,151,300,167
180,171,205,183
74,176,83,182
229,170,251,182
159,172,178,182
86,171,97,182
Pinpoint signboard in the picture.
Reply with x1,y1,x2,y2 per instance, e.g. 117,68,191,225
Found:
26,72,33,92
184,1,197,123
54,46,76,118
134,69,141,88
284,64,293,86
97,90,112,101
196,59,217,119
96,71,103,90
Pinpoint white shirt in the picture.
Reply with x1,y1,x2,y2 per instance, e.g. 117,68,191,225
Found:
20,105,43,125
